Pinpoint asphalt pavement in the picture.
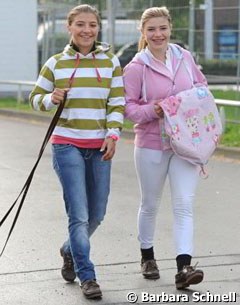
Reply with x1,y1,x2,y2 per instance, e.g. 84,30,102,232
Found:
0,113,239,305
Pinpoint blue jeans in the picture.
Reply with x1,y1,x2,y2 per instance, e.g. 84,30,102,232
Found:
52,144,111,283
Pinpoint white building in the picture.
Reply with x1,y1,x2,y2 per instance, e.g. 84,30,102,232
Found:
0,0,37,95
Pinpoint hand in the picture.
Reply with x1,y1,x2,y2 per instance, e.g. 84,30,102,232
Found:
100,138,116,161
51,88,69,105
154,103,164,118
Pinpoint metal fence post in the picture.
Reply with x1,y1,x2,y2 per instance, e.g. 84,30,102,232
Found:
106,0,115,53
219,106,226,133
236,0,240,96
17,84,23,104
188,0,195,53
204,0,214,60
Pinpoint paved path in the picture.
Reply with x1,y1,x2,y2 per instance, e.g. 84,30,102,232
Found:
0,115,239,304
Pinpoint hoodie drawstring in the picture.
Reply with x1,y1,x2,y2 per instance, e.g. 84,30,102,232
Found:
69,53,80,88
92,53,102,82
142,65,147,103
71,53,102,85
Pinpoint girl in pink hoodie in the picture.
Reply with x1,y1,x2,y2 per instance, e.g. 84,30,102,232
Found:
123,6,207,290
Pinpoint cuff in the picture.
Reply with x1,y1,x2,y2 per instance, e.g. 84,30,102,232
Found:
43,93,57,110
105,128,120,140
107,134,119,141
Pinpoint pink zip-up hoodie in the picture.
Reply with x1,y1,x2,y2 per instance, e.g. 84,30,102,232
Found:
123,43,207,150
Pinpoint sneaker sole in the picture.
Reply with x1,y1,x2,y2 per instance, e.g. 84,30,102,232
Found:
176,272,204,289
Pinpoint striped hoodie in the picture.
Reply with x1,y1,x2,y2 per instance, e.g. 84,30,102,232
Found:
29,42,125,148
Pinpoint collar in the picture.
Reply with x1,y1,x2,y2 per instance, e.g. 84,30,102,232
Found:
145,46,171,63
70,41,96,54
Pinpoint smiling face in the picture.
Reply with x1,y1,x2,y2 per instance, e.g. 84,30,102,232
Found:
68,12,99,55
142,16,171,56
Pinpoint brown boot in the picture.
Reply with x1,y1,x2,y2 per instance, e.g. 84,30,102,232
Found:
60,247,76,282
175,265,204,289
81,279,102,299
141,259,160,279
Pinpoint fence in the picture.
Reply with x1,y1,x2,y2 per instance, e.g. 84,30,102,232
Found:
1,80,240,132
37,0,240,57
0,81,35,103
37,0,240,86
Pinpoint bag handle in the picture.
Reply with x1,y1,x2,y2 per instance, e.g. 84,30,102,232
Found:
0,53,80,256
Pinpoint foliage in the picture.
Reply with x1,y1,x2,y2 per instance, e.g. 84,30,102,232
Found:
38,0,104,5
200,59,238,76
221,124,240,147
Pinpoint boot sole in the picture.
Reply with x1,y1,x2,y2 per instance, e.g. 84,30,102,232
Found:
143,273,160,280
176,272,204,289
83,292,102,299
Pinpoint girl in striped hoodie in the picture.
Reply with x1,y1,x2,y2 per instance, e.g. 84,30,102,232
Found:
30,4,125,299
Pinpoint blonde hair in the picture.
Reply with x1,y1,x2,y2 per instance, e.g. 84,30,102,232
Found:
67,4,101,26
138,6,172,51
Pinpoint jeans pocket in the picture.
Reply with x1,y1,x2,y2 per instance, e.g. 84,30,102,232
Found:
52,144,72,152
52,144,74,173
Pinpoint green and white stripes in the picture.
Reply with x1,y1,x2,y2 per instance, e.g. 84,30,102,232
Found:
29,43,125,140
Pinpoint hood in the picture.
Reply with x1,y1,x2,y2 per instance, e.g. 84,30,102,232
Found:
131,43,184,68
129,43,184,104
63,41,111,57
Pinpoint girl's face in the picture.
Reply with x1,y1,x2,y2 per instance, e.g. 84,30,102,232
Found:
68,12,99,55
142,16,171,54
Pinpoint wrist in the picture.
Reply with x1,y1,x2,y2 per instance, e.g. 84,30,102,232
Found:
107,135,119,141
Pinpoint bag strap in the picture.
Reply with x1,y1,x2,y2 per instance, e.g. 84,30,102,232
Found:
0,53,80,256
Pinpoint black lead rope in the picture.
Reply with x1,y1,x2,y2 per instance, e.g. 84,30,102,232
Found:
0,53,80,257
0,54,80,257
0,92,67,257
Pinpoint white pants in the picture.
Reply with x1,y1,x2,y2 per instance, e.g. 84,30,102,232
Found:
134,147,199,256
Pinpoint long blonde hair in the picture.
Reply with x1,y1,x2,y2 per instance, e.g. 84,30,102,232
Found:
138,6,172,51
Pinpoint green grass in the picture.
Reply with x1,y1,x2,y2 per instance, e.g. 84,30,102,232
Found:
211,90,240,147
0,98,53,116
0,98,31,111
1,92,240,147
211,89,240,100
123,119,134,130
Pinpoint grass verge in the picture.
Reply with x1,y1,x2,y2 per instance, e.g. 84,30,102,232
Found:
0,92,239,147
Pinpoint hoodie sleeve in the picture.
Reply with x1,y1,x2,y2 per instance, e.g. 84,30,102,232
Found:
29,56,58,111
184,50,208,87
105,55,126,138
123,62,160,124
